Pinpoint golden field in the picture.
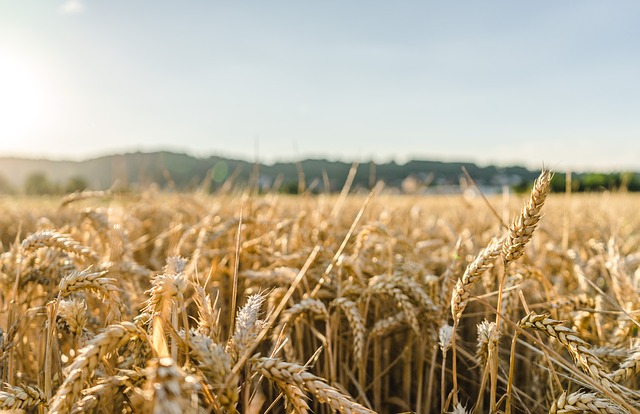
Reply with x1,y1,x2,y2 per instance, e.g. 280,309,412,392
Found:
1,173,640,414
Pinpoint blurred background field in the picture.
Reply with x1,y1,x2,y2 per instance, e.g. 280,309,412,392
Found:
2,182,640,413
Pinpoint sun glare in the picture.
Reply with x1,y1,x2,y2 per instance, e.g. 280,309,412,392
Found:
0,53,48,140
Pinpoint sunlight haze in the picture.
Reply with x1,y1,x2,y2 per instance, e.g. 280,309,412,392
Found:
1,1,639,171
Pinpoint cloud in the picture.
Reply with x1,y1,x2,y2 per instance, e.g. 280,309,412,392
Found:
59,0,85,15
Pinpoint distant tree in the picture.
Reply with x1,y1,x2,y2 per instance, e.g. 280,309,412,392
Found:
65,175,89,193
281,182,299,194
550,173,566,192
24,172,55,195
580,173,613,191
626,173,640,191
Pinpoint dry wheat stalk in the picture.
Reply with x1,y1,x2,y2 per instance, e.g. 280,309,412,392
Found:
500,272,524,320
502,168,552,264
48,321,142,414
439,323,454,352
187,332,233,385
266,376,310,414
145,265,188,318
253,357,375,414
549,390,625,414
81,207,110,231
591,346,632,365
340,282,366,299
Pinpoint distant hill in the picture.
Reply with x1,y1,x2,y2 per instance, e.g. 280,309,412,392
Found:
0,151,637,194
0,151,535,193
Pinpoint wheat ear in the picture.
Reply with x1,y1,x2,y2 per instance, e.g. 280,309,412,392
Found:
273,298,329,358
518,312,613,390
58,268,122,322
365,279,420,334
451,239,501,322
21,230,98,262
501,168,552,264
549,390,624,414
185,331,238,411
147,357,190,414
0,383,47,411
332,297,366,363
254,357,375,414
448,402,469,414
56,298,91,347
69,375,128,414
144,258,187,357
369,312,406,338
58,269,119,296
227,293,266,360
48,322,142,414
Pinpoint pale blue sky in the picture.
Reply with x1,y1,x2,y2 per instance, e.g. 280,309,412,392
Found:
1,1,639,171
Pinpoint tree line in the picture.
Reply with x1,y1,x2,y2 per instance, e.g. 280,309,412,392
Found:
515,172,640,193
0,172,88,195
1,167,639,195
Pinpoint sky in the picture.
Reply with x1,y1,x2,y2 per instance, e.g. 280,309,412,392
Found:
1,1,639,172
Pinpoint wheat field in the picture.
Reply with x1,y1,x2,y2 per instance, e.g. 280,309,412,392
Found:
1,171,640,413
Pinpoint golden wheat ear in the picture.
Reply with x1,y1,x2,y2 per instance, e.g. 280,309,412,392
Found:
501,168,553,265
48,322,143,414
